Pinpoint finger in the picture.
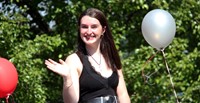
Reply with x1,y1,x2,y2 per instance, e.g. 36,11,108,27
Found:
45,60,56,70
59,59,66,65
46,65,58,73
48,59,59,65
45,60,55,66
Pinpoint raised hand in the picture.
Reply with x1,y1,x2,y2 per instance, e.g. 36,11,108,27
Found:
45,59,70,78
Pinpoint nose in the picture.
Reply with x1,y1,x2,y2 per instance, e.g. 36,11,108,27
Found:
86,27,92,34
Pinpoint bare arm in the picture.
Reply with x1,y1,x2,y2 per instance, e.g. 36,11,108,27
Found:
62,54,80,103
116,69,131,103
45,53,81,103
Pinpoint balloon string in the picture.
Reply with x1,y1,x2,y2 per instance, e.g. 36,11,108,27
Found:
161,49,179,103
5,94,15,103
142,50,160,84
6,95,10,103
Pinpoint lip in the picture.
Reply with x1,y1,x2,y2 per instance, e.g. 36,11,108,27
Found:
84,33,96,38
84,35,96,41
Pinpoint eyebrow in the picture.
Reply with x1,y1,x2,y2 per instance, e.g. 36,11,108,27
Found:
80,24,99,27
80,23,99,25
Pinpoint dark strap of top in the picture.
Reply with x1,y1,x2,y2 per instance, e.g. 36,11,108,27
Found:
76,51,109,88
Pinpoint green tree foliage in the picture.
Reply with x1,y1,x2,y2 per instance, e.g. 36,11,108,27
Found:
0,0,199,102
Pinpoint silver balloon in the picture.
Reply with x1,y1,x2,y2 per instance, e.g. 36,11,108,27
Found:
141,9,176,50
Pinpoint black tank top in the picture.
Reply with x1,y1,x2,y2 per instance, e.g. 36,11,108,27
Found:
77,52,119,102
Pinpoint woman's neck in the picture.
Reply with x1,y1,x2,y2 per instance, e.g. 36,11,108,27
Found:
86,44,101,56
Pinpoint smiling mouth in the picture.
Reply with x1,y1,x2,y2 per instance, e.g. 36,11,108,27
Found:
84,35,96,40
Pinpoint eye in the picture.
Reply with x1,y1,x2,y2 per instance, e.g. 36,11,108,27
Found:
91,25,98,29
80,24,88,29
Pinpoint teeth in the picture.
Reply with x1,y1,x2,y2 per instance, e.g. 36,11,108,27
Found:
84,35,91,40
85,35,95,38
86,36,90,39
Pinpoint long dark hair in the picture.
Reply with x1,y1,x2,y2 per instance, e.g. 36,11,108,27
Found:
77,8,122,70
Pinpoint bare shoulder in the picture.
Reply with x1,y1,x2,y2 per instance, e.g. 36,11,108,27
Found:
65,53,83,75
65,53,80,61
117,69,123,75
65,53,82,65
117,69,125,78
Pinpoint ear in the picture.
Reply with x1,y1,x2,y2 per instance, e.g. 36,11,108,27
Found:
102,26,106,34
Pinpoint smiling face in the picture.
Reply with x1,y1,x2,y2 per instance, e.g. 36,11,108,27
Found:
80,15,105,46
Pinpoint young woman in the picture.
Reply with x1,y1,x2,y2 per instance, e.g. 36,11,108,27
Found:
45,8,130,103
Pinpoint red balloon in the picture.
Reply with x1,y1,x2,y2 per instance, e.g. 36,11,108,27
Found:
0,58,18,98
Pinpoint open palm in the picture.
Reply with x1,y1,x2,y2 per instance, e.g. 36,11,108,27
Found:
45,59,70,78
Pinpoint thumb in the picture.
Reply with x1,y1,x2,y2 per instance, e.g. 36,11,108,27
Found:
59,59,66,65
